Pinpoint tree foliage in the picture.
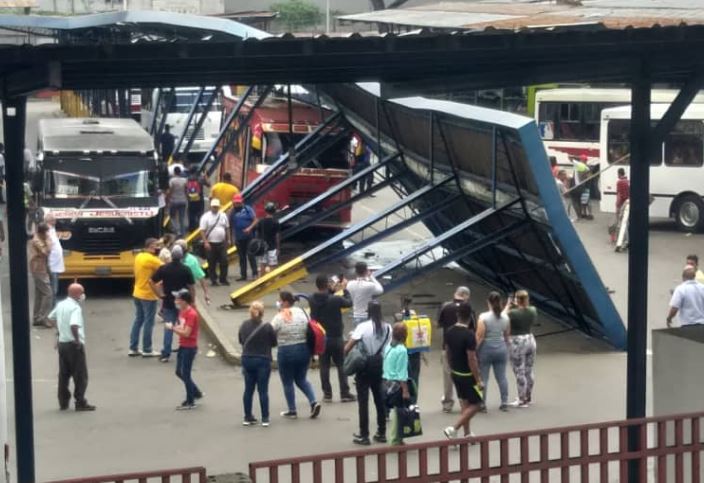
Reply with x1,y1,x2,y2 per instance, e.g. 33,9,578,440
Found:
271,0,322,31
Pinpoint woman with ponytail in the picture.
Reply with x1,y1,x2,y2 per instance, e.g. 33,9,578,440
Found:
475,291,511,412
345,301,392,446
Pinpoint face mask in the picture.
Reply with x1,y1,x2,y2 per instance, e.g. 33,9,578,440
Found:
78,293,86,303
276,301,282,310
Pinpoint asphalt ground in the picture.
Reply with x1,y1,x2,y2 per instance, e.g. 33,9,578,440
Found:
0,99,701,481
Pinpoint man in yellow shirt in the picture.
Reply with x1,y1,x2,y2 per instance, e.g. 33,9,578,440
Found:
210,172,239,208
130,238,163,357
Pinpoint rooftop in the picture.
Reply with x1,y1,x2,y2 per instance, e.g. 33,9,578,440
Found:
338,0,704,32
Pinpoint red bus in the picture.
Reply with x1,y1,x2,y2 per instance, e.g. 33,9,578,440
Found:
219,87,353,229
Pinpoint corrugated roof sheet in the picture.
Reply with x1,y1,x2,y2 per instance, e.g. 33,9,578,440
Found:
338,0,704,32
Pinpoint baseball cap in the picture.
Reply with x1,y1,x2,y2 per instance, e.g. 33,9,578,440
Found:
210,198,221,207
579,153,588,162
232,193,244,203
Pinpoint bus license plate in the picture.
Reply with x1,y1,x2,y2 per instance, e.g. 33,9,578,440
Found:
94,267,112,276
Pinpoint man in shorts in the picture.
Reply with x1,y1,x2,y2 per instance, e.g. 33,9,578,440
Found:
442,302,484,440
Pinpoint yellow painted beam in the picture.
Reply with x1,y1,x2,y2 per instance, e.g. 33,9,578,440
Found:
229,256,308,306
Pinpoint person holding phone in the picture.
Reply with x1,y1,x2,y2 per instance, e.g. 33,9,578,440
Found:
383,322,410,446
347,262,384,326
164,289,203,410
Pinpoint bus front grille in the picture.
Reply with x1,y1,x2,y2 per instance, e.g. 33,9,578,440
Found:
81,236,124,254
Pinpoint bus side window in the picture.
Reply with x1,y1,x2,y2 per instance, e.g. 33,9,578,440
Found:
664,121,704,167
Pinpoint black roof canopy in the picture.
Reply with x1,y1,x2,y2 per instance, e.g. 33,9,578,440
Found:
1,10,704,95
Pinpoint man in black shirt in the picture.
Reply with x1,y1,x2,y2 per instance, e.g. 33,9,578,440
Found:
160,124,175,162
436,286,472,413
442,302,483,441
257,202,281,275
309,274,355,402
150,245,195,362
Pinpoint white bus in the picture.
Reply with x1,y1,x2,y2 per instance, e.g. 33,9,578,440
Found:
141,87,222,162
535,88,704,166
599,103,704,231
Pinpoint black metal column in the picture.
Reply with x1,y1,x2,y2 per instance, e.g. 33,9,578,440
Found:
627,68,650,483
2,97,35,483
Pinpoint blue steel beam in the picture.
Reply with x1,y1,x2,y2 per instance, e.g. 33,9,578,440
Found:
280,152,401,238
180,86,221,162
196,84,261,175
171,85,205,160
238,110,343,201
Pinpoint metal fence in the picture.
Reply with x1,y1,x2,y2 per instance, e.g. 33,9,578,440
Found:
249,411,704,482
45,466,207,483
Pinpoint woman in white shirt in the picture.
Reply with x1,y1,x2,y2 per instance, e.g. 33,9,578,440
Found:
271,291,321,420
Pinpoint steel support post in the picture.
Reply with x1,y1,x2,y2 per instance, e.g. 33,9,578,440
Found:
627,68,650,483
148,88,162,135
172,86,205,160
2,97,36,483
180,87,221,163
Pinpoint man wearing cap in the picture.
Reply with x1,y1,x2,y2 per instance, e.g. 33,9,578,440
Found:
230,193,259,282
174,239,210,305
199,198,230,286
149,245,195,362
436,286,474,413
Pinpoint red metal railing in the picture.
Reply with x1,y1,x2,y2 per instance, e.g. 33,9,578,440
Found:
250,411,704,482
45,466,207,483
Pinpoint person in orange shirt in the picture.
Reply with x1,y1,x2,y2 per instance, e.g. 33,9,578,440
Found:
129,238,163,357
210,172,240,208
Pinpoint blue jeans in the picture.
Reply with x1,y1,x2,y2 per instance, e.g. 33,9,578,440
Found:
277,343,317,412
161,307,179,358
175,347,200,404
478,340,509,405
130,298,158,352
169,203,187,236
49,272,60,307
242,356,271,421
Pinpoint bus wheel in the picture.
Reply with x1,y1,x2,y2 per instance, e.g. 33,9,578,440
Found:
675,194,704,232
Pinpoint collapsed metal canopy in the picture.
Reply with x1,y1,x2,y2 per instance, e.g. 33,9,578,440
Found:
323,82,627,349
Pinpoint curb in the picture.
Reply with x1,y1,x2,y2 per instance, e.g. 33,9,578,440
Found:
195,292,242,365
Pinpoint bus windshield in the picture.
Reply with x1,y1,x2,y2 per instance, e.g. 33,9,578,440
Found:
173,91,222,113
45,170,152,199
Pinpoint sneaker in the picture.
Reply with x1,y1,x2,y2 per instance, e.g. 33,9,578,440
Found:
310,402,322,419
194,392,204,400
518,401,531,409
322,395,333,403
127,350,142,357
221,280,231,286
176,402,197,411
444,426,457,440
141,351,160,358
499,404,509,412
210,281,220,287
159,356,169,363
261,420,270,427
508,399,523,407
373,433,387,443
75,403,96,412
236,277,247,282
340,394,357,403
242,418,258,426
353,434,371,446
280,410,298,419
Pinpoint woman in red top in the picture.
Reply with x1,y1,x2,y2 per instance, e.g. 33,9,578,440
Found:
165,289,202,410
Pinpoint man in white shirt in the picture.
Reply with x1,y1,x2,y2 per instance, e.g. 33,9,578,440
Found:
346,262,384,325
48,283,95,411
44,213,65,306
200,198,231,286
667,266,704,327
168,166,188,237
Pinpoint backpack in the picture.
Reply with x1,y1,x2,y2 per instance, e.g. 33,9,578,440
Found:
187,179,201,202
306,319,327,356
